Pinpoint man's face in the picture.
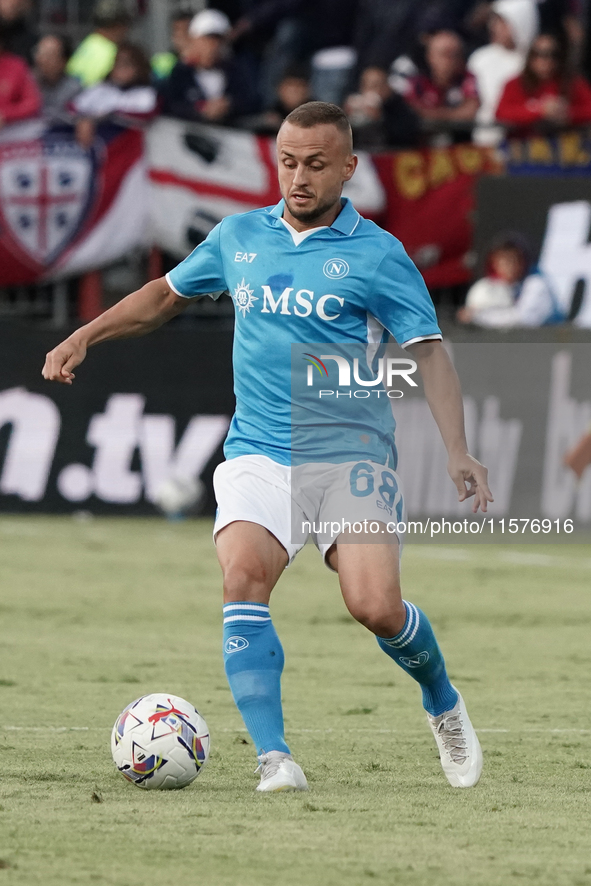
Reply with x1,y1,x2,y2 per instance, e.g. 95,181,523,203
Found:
530,36,560,81
426,32,464,85
103,22,131,46
276,121,357,228
360,67,389,99
184,34,223,69
34,35,66,82
111,49,138,87
0,0,29,20
488,13,515,50
491,248,525,283
171,17,191,55
277,77,310,112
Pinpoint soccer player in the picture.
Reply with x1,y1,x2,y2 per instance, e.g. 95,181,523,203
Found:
43,102,492,793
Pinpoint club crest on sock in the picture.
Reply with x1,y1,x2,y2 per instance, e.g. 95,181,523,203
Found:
399,651,429,668
224,636,249,654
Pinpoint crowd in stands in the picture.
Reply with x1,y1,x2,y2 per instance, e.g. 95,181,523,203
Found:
2,0,591,328
0,0,591,148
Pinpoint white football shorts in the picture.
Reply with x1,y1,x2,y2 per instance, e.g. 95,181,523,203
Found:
213,454,405,566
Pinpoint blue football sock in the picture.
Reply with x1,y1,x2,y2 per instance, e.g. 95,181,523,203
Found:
223,602,290,755
376,601,458,716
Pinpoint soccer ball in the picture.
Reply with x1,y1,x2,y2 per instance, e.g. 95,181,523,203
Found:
111,693,210,790
153,475,205,518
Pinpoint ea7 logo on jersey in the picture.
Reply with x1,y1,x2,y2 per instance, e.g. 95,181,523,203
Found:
323,258,349,279
234,252,257,263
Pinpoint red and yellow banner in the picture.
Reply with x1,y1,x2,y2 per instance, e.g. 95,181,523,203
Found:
373,145,502,288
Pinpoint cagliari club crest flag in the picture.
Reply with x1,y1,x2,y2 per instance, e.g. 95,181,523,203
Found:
0,123,148,286
0,118,493,289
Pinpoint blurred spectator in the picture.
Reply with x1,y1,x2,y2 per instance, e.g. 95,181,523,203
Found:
458,236,564,327
273,63,310,116
159,9,258,125
73,43,157,148
264,63,310,127
459,238,526,319
355,0,419,73
496,33,591,135
461,0,499,52
238,62,310,132
152,8,193,80
225,0,359,107
0,22,41,127
468,0,539,144
304,0,360,105
33,34,81,122
388,1,489,96
404,31,479,132
67,0,132,88
0,0,35,63
345,66,420,149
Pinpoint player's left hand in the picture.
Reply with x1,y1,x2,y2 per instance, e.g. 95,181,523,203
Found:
447,453,493,513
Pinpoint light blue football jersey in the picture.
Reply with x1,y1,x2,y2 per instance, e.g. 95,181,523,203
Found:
166,198,441,466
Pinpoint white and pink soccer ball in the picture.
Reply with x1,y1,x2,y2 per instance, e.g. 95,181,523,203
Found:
111,693,210,790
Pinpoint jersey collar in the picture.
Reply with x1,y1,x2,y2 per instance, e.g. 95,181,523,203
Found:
268,197,361,236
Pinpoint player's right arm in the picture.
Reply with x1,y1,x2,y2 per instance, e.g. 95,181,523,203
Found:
42,276,189,385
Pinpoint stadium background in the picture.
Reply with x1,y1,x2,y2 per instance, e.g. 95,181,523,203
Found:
1,0,591,521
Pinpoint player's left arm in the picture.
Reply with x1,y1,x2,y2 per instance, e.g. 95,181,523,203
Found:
406,339,494,513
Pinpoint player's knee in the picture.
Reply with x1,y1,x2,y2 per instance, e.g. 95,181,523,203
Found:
222,559,272,603
346,597,406,637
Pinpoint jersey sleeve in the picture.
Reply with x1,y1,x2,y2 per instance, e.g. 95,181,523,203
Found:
166,221,227,298
368,241,442,347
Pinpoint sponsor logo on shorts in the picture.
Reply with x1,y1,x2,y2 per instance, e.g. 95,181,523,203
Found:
399,651,429,668
224,636,249,654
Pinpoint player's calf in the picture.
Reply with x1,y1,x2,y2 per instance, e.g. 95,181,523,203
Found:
376,600,458,715
223,601,290,760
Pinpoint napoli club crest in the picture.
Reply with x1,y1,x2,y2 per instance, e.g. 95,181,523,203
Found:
0,134,95,267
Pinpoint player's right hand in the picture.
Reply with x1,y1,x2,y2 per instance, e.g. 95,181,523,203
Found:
447,452,494,514
42,338,86,385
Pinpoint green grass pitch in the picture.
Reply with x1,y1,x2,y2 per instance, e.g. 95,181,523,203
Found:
1,515,591,886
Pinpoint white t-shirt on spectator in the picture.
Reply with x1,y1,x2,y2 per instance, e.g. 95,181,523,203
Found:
195,69,226,101
469,274,555,327
73,82,157,117
467,0,538,144
466,277,516,311
468,45,524,126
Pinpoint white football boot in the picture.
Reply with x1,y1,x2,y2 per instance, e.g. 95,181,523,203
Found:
255,751,308,793
426,688,483,788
